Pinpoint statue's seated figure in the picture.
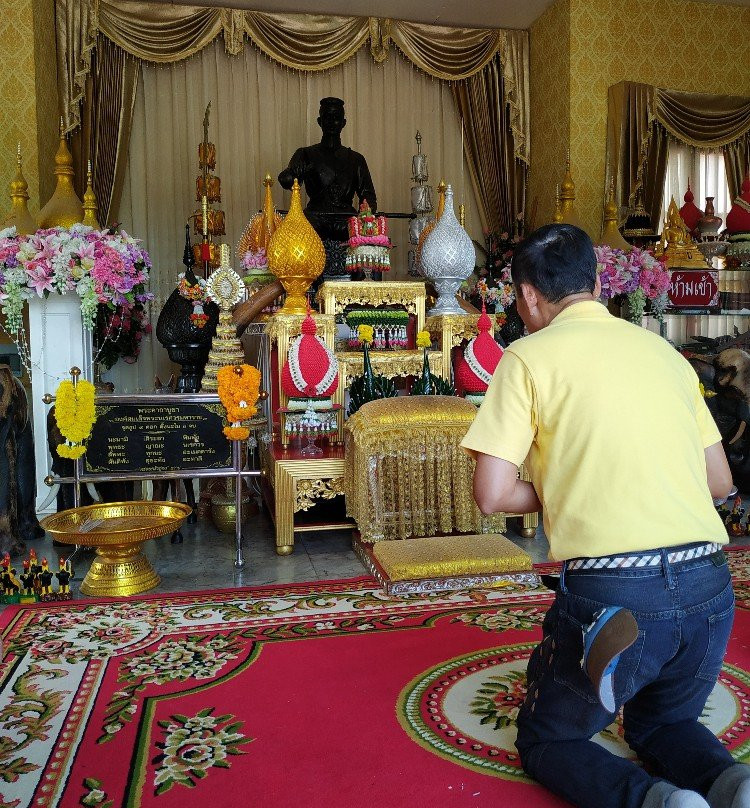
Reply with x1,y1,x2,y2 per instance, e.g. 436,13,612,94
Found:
279,97,377,246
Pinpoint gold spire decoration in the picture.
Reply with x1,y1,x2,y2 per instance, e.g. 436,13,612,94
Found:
238,173,283,257
417,179,447,266
654,197,706,269
558,150,582,228
2,143,36,234
552,184,563,224
201,244,247,392
81,161,101,229
267,179,326,314
598,180,631,251
37,119,83,228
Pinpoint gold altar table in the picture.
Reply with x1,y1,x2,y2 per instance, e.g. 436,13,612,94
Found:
261,440,350,555
317,280,427,332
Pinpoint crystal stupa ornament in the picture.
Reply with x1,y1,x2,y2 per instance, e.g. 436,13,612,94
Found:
420,185,475,316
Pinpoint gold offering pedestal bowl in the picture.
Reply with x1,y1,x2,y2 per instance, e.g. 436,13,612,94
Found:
41,501,192,597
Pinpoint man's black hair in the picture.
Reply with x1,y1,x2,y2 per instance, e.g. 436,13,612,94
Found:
510,223,597,303
320,97,345,110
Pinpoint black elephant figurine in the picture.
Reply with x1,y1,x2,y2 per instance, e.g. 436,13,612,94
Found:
0,365,44,555
690,348,750,492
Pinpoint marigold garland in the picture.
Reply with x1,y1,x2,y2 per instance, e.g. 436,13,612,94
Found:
57,445,87,460
416,330,431,349
54,379,97,458
217,364,262,441
358,324,374,345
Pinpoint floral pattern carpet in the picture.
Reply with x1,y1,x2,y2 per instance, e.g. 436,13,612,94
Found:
1,550,749,808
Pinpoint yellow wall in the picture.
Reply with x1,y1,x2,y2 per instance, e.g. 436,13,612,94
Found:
0,0,56,350
532,0,750,237
529,0,570,230
0,0,57,221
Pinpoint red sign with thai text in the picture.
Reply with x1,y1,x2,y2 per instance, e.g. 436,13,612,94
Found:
668,269,720,310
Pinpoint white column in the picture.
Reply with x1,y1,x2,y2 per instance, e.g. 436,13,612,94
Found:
28,295,93,513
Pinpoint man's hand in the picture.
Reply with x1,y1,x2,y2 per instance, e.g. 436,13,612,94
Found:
705,442,733,500
473,454,542,516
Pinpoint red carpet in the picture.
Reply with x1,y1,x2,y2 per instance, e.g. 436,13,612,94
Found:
1,549,749,808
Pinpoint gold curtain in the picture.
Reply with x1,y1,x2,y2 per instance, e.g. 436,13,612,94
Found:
56,1,529,151
607,81,750,230
71,36,138,224
606,82,657,216
388,20,501,79
723,138,750,200
453,54,526,235
655,89,750,149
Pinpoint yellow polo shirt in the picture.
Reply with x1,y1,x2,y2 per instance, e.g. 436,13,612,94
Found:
461,301,727,561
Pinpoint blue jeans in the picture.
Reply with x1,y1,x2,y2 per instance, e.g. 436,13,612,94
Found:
515,546,736,808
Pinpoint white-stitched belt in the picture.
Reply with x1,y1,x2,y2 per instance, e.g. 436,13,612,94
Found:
565,542,723,571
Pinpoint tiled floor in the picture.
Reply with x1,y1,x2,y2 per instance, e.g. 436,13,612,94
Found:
6,506,552,599
5,503,749,601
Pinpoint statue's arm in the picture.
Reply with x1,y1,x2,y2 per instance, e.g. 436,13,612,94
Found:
278,148,307,189
357,157,377,212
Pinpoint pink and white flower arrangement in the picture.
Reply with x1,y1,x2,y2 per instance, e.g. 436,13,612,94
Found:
240,247,269,273
595,245,670,324
0,224,153,335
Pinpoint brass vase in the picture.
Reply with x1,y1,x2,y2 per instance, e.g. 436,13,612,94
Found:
210,477,256,534
267,179,326,314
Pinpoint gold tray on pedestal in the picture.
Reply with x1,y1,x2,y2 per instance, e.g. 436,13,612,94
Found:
41,501,192,598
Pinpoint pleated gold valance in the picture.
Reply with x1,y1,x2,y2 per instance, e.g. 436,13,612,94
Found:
655,89,750,149
56,0,529,166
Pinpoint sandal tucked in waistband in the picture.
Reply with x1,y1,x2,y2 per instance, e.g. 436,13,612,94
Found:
582,606,639,713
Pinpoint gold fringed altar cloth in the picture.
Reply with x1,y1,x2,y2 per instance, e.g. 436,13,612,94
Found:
344,396,481,542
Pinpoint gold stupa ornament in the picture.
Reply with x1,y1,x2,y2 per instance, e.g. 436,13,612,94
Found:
238,174,283,258
417,179,447,268
598,180,631,251
2,143,35,235
201,244,246,392
81,161,101,229
558,152,582,229
37,120,84,229
654,197,707,269
267,179,326,314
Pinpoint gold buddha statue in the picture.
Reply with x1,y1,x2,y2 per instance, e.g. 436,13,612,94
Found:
654,197,706,269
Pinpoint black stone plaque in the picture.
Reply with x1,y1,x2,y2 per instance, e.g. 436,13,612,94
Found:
85,402,231,474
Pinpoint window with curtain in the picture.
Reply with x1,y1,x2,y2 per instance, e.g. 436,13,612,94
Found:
662,143,732,226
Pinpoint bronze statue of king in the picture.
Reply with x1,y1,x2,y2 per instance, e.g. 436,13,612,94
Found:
279,97,378,277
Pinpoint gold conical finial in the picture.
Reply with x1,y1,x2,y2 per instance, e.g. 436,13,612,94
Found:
237,173,283,260
560,150,575,200
37,124,83,228
558,150,582,228
82,160,101,229
552,184,563,224
459,203,466,228
436,179,447,218
260,173,277,251
2,142,36,234
598,179,631,251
